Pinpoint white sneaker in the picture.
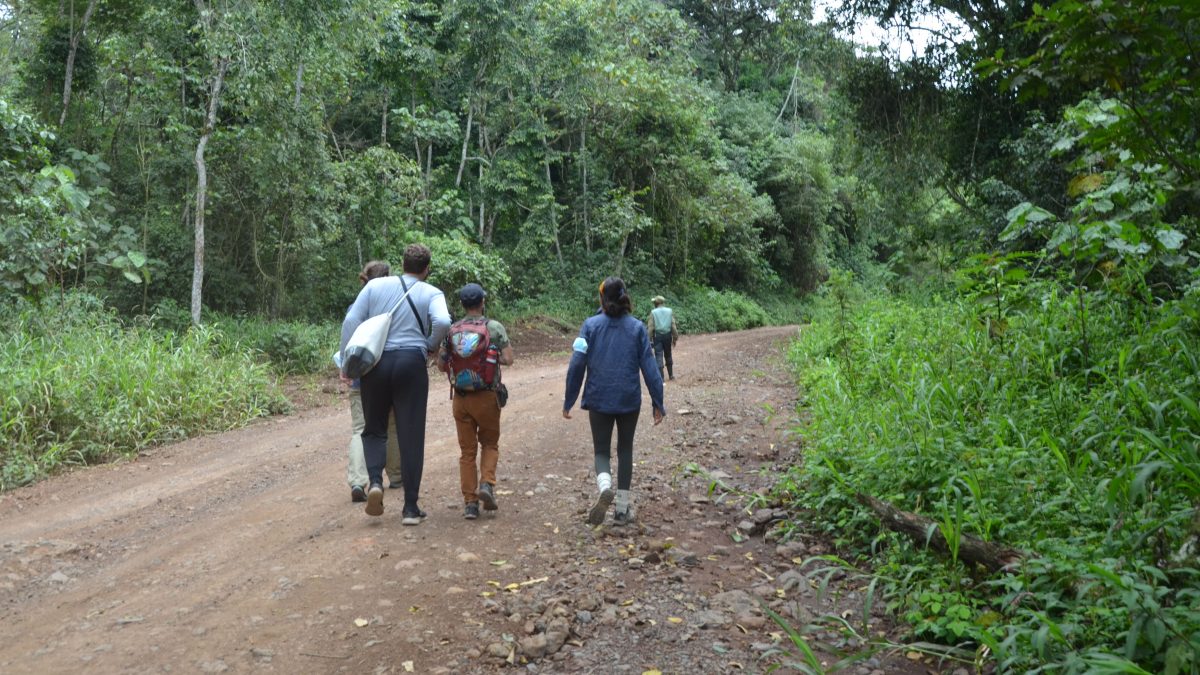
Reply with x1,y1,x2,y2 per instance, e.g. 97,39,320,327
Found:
587,488,614,525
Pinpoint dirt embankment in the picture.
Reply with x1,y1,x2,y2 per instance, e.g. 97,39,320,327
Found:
0,326,930,674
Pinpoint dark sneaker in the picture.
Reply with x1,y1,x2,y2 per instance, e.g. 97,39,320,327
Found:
587,488,615,525
464,502,480,520
401,508,427,526
613,509,633,527
477,483,498,511
365,484,384,517
351,485,367,503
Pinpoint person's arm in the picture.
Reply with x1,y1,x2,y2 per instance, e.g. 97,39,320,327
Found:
436,337,451,373
646,312,656,340
426,291,452,354
339,284,373,355
637,324,665,422
671,314,678,345
563,329,588,417
492,321,514,366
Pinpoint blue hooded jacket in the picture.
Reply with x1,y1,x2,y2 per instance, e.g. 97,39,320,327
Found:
564,311,665,416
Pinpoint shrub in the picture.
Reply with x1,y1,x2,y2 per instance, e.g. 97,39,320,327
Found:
210,315,337,375
777,281,1200,672
0,294,287,489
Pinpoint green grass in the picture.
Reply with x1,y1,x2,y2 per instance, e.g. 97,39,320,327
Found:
0,294,289,490
776,281,1200,673
209,314,338,375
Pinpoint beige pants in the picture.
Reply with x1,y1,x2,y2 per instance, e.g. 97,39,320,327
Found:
347,388,400,488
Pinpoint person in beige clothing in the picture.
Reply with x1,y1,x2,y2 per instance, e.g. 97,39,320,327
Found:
343,261,401,503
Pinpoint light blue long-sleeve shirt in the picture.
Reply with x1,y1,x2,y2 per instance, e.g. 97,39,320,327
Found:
340,274,451,355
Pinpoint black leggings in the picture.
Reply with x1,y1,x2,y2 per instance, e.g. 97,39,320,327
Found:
360,348,428,509
588,410,639,490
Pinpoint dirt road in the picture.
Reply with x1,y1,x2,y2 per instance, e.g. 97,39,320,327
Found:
0,326,918,674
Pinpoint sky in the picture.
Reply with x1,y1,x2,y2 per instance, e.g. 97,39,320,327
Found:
811,0,972,60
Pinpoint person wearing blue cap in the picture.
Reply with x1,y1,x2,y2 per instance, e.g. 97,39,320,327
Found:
438,283,513,520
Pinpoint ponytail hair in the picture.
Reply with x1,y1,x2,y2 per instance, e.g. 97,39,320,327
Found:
599,276,632,317
359,260,391,284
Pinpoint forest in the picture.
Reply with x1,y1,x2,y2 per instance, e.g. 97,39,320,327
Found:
1,0,1198,672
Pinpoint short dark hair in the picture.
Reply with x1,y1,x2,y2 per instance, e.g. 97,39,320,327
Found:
358,260,390,284
402,244,432,274
600,276,632,317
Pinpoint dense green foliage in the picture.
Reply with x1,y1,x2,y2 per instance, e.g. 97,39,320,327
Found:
0,294,288,490
770,0,1200,672
0,0,849,319
782,282,1200,672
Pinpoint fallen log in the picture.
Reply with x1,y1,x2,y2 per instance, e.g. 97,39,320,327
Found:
856,493,1025,573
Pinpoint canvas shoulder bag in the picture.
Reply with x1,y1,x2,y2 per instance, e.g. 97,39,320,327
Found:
340,283,417,379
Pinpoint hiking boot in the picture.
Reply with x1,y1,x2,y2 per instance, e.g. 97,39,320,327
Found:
587,488,614,525
365,484,384,517
464,502,480,520
351,485,367,503
613,509,634,527
477,482,498,511
401,507,427,526
388,478,403,490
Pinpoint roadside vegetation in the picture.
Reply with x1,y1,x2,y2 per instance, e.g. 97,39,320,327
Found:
0,294,289,490
771,0,1200,671
781,276,1200,672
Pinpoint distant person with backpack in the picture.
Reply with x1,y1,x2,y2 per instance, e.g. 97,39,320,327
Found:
647,295,678,381
438,283,513,520
342,260,402,504
563,277,665,526
340,243,451,524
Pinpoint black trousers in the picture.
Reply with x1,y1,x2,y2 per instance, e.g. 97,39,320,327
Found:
653,333,673,374
588,410,640,490
360,348,428,510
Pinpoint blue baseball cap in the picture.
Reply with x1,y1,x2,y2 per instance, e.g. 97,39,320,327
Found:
459,283,487,306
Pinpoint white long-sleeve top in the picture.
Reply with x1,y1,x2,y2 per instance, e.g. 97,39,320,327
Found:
340,274,451,355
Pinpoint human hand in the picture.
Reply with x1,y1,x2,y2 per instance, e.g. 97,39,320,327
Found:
562,410,572,420
653,408,664,425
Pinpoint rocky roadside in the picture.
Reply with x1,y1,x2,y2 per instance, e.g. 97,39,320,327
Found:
433,333,949,674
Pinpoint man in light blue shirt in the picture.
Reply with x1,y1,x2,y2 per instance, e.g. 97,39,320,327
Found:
647,295,677,381
341,244,451,524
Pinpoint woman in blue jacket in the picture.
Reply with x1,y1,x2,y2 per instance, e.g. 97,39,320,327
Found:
563,277,665,526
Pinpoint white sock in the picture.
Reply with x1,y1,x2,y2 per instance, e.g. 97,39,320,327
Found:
615,489,631,512
596,472,612,493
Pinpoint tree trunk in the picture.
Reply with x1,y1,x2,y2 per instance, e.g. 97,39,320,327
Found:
455,100,473,188
59,0,99,127
191,56,230,326
581,124,590,254
293,59,304,109
484,212,496,248
775,56,800,125
478,162,485,242
856,493,1024,573
424,143,433,231
380,91,389,146
542,135,564,268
